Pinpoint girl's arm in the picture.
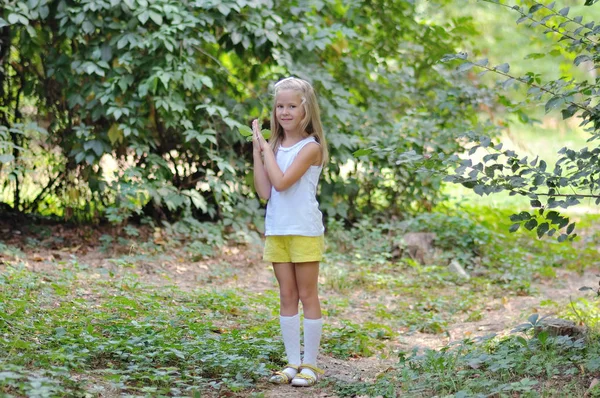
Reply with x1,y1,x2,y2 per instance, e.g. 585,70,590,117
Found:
252,120,272,200
261,143,321,192
253,150,272,200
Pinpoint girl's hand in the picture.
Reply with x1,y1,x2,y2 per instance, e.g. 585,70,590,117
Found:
252,119,263,153
252,119,268,152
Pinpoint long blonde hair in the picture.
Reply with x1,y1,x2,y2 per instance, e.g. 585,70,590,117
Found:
269,77,329,166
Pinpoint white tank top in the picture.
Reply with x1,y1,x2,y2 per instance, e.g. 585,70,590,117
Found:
265,136,324,236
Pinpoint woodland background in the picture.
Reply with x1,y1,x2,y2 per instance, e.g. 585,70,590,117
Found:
2,0,600,396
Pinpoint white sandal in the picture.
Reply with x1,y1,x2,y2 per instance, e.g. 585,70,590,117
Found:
291,363,324,387
269,364,300,384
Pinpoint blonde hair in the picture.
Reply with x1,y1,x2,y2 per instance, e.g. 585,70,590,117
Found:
269,77,328,166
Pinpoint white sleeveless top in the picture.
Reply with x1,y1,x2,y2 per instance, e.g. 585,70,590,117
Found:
265,136,324,236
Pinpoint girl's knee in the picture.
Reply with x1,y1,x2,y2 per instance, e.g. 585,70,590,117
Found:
298,289,319,304
280,287,299,303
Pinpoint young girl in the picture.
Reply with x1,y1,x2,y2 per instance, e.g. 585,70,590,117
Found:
252,77,328,387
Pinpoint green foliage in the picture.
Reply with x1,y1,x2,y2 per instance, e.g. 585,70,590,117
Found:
0,263,281,395
395,325,598,396
0,0,489,224
443,0,600,240
0,258,393,395
323,321,390,359
331,318,599,397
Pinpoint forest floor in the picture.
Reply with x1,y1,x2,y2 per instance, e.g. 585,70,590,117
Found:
2,213,599,397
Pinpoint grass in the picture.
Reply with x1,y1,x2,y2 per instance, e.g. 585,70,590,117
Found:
0,264,281,396
1,203,600,396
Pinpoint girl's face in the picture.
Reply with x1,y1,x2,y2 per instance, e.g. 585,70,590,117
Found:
275,90,305,134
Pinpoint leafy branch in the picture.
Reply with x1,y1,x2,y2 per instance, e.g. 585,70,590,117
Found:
481,0,599,46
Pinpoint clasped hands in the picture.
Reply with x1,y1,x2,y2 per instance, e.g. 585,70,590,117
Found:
252,119,269,154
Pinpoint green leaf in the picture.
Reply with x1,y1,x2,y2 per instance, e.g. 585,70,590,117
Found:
528,313,539,324
530,199,542,208
353,148,373,157
108,124,123,144
558,7,569,16
138,10,149,24
524,218,538,231
558,234,568,242
528,4,543,13
39,5,50,19
536,222,549,238
149,10,163,25
510,211,531,222
516,336,528,347
509,223,520,233
495,63,510,73
217,3,230,15
185,190,208,212
238,126,252,137
8,14,21,25
566,222,575,235
82,20,95,34
574,55,591,66
524,53,546,60
261,129,271,140
545,96,563,113
561,106,578,120
200,75,213,88
457,62,474,72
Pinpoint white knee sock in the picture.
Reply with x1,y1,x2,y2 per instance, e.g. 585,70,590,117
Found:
302,317,323,367
280,314,301,377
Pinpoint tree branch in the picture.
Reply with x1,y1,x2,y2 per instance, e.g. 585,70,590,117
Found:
23,172,63,212
475,63,594,114
481,0,598,46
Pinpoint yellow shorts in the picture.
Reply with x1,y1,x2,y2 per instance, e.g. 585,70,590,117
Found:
263,235,325,263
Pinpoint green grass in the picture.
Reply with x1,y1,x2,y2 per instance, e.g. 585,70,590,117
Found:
0,265,282,396
331,328,600,397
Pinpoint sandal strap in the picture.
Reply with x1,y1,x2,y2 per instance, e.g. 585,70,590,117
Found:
271,371,291,383
285,364,300,371
300,363,324,375
293,373,316,381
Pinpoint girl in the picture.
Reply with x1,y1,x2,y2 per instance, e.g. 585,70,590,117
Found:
252,77,328,387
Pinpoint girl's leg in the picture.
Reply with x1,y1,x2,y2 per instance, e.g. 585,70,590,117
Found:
293,261,323,386
271,263,301,383
294,261,321,319
273,262,300,316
